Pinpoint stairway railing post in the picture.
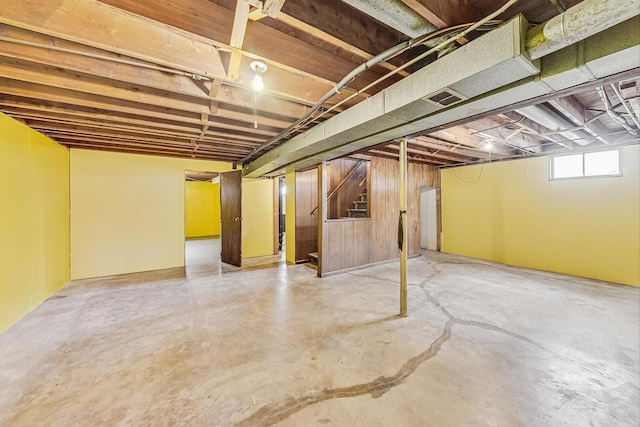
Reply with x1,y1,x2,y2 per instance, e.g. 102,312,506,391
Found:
317,162,328,277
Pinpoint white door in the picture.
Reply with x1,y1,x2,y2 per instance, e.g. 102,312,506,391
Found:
420,187,438,250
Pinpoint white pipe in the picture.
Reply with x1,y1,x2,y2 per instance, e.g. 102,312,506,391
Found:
516,105,590,145
611,83,640,131
597,86,638,136
526,0,640,60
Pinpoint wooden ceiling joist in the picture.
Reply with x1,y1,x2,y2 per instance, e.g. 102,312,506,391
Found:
28,121,271,152
0,0,600,165
0,0,227,78
0,24,212,100
0,57,213,114
0,76,305,127
254,0,409,76
0,53,317,121
228,0,251,80
4,110,201,139
54,135,251,156
263,0,287,18
97,0,393,93
384,142,475,164
0,24,361,112
0,96,294,135
366,148,449,166
412,136,493,160
58,139,242,161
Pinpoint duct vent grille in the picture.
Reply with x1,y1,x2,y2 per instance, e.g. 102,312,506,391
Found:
620,81,636,90
423,88,467,107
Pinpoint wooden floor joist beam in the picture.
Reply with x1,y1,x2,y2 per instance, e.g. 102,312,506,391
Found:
0,0,227,79
0,77,307,126
98,0,392,93
57,140,242,161
228,0,251,80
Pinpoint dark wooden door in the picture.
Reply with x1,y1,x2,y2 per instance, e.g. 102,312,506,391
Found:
220,170,242,266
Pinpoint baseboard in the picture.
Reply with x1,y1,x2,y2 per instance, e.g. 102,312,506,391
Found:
318,253,422,278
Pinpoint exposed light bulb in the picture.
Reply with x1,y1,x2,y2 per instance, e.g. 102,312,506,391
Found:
252,74,264,91
485,141,493,150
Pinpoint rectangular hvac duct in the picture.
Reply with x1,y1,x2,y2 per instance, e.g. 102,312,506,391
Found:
244,15,539,177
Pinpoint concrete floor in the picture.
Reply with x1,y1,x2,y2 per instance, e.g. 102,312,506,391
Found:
1,239,638,426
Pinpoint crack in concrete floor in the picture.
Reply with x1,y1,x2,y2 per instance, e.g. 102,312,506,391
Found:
235,320,454,427
235,260,614,426
418,262,612,376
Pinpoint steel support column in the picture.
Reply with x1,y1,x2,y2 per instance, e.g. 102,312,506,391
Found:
399,137,408,317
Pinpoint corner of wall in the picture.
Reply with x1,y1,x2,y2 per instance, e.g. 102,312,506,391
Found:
285,171,297,264
0,113,70,332
441,146,640,286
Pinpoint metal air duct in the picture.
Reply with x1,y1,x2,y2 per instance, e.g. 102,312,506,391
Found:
526,0,640,59
245,16,538,176
244,0,640,177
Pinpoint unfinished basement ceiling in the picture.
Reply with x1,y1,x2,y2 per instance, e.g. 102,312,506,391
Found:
368,81,640,167
0,0,638,168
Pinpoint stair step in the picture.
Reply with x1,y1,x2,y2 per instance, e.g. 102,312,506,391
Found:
353,200,367,209
359,194,367,202
309,252,318,265
347,208,367,218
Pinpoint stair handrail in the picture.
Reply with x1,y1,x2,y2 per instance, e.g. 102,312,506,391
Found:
310,160,364,216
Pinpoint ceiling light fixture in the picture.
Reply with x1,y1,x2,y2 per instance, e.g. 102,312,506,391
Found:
249,61,268,129
250,60,267,92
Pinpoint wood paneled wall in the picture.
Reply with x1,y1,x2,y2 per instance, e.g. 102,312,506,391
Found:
319,157,439,275
295,168,318,262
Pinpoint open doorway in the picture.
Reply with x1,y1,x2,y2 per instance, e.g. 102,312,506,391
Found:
184,170,220,267
420,187,439,251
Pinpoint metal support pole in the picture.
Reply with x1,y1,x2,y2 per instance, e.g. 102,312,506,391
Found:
317,162,328,277
399,137,408,317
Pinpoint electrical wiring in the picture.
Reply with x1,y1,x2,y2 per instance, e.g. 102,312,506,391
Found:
238,0,523,166
236,21,504,165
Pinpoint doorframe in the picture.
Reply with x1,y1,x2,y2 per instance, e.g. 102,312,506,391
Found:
273,177,280,255
419,186,441,251
183,169,220,266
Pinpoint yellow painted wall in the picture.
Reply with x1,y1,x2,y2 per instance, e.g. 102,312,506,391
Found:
441,145,640,286
185,181,220,238
285,171,296,264
0,113,70,332
70,149,232,279
241,178,275,258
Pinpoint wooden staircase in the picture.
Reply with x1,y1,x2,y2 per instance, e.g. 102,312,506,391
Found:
308,159,369,263
346,189,367,218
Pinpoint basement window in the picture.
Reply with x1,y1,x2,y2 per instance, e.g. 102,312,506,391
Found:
551,149,621,180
